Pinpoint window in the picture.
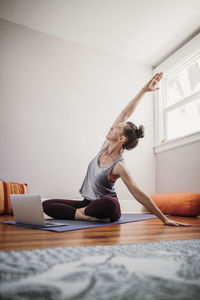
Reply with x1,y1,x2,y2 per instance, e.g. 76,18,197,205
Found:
165,57,200,141
153,33,200,153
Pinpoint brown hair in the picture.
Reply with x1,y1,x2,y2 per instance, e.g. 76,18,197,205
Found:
122,122,145,150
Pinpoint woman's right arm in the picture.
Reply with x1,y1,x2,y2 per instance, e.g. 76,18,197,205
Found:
115,162,191,227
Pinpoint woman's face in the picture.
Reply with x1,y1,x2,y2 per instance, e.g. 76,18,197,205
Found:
106,122,127,141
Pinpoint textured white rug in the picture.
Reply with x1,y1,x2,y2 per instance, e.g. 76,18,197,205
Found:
0,239,200,300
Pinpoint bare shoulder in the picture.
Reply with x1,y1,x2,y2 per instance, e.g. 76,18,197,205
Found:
112,161,137,185
113,161,143,197
112,160,128,177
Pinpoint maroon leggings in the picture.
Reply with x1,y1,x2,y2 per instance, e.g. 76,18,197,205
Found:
42,195,121,222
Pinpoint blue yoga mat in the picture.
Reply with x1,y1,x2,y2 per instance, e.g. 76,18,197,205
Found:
1,213,168,232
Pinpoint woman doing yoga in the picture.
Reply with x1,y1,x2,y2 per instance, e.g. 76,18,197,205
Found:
43,72,191,227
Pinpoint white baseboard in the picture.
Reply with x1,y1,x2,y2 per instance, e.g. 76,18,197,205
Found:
118,200,146,213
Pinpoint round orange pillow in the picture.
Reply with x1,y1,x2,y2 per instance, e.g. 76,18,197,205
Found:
150,193,200,216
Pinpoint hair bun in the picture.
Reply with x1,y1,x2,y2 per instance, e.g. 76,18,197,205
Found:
137,125,145,139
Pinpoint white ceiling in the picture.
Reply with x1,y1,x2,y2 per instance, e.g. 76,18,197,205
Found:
0,0,200,67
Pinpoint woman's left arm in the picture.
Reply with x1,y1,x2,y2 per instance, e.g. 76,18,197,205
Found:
110,72,163,128
100,73,163,151
116,162,191,227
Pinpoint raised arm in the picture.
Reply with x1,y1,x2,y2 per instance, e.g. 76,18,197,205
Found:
100,72,163,150
111,72,163,127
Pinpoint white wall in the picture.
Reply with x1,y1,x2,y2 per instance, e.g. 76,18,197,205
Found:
155,142,200,194
0,19,154,211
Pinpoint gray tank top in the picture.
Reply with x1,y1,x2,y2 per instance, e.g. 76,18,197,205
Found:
79,146,124,200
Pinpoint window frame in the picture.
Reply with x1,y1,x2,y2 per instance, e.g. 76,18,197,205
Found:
153,32,200,154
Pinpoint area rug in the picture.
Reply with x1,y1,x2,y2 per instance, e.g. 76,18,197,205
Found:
0,239,199,300
0,213,163,232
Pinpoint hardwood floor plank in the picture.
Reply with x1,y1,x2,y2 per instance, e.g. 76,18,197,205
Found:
0,215,199,251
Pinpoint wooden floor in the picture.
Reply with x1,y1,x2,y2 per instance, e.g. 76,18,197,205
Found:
0,215,200,251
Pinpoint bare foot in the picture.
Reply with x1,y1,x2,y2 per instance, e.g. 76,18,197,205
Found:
78,207,87,214
75,208,110,223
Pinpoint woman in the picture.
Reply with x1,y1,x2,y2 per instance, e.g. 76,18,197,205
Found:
43,72,191,227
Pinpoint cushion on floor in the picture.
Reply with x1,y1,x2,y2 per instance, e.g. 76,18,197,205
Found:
149,193,200,216
0,179,27,215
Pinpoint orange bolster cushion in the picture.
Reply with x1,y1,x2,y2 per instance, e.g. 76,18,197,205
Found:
151,193,200,217
0,179,27,215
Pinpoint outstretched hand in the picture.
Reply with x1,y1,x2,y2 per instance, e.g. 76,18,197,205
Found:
143,72,163,92
164,218,191,227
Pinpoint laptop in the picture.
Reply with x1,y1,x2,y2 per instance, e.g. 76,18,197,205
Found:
10,194,67,227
